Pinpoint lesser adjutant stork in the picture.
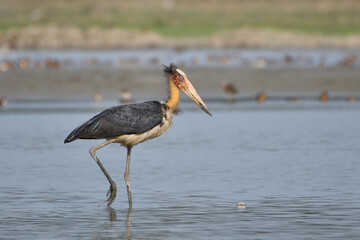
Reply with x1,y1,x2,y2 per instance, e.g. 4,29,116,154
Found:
64,64,211,207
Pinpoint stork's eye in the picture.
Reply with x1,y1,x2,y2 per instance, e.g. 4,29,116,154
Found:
179,75,183,80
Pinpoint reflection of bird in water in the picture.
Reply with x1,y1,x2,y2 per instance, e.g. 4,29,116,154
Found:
222,82,238,103
106,206,132,239
119,89,134,104
64,64,211,207
319,91,328,102
126,206,132,239
107,207,117,221
256,92,266,103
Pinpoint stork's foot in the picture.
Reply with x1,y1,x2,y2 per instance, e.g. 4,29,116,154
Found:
105,183,117,206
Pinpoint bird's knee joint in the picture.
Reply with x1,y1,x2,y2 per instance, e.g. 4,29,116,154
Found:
124,174,130,183
89,148,97,158
89,148,103,164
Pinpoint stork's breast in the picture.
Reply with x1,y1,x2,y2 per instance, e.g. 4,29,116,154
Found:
112,113,172,147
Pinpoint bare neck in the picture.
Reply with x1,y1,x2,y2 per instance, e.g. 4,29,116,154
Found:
165,79,179,111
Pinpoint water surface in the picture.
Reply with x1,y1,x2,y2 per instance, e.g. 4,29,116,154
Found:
2,48,359,69
1,100,360,239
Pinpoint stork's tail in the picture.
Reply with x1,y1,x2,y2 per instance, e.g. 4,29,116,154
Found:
64,132,77,143
64,123,87,143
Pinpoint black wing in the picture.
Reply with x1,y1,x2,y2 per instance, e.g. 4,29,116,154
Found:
64,101,165,143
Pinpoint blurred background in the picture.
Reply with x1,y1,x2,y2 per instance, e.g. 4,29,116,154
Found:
1,0,360,47
1,1,360,239
0,0,360,100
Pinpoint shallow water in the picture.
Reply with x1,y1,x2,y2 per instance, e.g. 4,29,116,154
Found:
1,100,360,239
2,48,360,69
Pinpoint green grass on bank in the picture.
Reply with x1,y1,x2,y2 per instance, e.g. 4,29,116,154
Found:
0,0,360,36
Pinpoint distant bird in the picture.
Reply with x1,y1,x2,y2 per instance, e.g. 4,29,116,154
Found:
319,91,329,102
284,55,293,64
93,93,104,102
118,89,134,104
64,64,211,207
341,55,356,67
0,60,15,72
45,58,60,69
19,58,29,70
256,92,267,103
348,95,356,102
255,58,268,68
222,82,238,103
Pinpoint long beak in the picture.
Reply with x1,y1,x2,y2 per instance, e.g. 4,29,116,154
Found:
180,78,212,116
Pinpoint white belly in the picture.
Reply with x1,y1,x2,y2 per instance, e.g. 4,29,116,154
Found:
111,113,172,147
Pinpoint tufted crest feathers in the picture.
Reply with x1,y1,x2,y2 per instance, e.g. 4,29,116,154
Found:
163,63,178,75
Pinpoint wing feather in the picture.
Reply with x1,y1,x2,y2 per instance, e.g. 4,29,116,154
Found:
64,101,164,143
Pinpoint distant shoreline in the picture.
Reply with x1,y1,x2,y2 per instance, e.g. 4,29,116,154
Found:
1,67,359,99
2,27,360,49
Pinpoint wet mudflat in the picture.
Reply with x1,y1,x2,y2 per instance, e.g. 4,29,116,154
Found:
1,49,360,98
1,100,360,239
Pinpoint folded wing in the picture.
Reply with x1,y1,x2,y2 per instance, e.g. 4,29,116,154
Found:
64,101,164,143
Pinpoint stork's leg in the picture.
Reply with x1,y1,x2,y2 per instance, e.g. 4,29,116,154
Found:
124,146,133,206
89,139,117,206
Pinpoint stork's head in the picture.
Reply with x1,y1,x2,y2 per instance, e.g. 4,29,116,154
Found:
164,63,212,116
